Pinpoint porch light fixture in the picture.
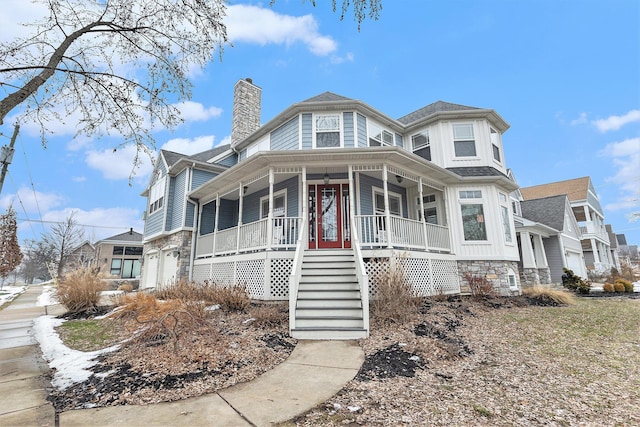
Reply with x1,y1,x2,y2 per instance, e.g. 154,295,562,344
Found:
395,174,403,184
243,186,248,195
323,170,330,185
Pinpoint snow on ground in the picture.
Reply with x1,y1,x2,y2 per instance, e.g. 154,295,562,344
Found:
33,315,119,390
36,284,60,307
0,284,27,306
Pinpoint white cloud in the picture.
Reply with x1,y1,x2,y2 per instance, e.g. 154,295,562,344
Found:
570,112,588,126
599,138,640,211
161,136,215,155
331,52,355,64
226,4,337,56
174,101,223,122
41,207,144,241
85,145,154,181
0,186,64,214
0,1,49,42
592,110,640,132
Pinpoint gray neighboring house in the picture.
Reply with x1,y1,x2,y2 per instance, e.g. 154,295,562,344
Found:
94,229,143,280
520,195,587,282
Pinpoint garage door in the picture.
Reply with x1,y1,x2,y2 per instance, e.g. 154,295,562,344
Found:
566,251,586,279
160,249,178,289
143,253,158,289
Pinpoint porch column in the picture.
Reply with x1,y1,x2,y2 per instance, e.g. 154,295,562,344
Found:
382,164,393,248
520,231,536,268
418,177,428,250
348,165,357,244
533,234,548,268
301,167,307,244
213,193,220,256
267,168,274,250
236,182,244,254
590,238,601,264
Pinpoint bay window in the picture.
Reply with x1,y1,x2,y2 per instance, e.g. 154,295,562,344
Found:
315,114,341,148
453,123,476,157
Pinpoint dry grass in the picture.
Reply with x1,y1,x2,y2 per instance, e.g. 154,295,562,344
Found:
523,286,576,305
370,262,422,325
155,280,251,312
251,302,288,327
56,268,107,313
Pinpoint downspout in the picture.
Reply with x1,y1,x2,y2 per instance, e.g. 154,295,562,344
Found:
187,163,197,282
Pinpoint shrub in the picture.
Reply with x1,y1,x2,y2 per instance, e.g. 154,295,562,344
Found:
251,303,287,328
615,278,633,293
370,261,422,325
562,268,590,294
522,286,576,305
464,273,496,298
613,282,625,293
56,268,106,313
156,280,250,312
210,284,251,312
603,283,615,293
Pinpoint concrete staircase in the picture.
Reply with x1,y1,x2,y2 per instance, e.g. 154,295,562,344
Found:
290,249,368,340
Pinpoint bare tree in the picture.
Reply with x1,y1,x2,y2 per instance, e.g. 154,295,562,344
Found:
19,238,56,284
0,0,380,175
42,212,85,280
0,206,23,287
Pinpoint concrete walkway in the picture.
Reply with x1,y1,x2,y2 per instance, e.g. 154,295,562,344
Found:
0,285,365,427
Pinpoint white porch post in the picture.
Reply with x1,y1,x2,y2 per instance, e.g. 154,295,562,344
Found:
590,238,601,264
418,177,428,250
302,166,307,243
213,193,220,256
267,168,274,250
348,165,356,241
236,182,244,254
533,234,548,268
382,164,393,248
520,231,537,268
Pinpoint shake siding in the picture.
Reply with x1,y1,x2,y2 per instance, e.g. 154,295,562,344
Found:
217,153,238,167
343,112,354,147
543,237,563,282
302,114,312,149
192,169,217,190
169,171,186,230
356,114,367,147
271,117,299,150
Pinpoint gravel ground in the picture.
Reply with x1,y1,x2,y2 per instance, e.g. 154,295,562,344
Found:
49,294,640,426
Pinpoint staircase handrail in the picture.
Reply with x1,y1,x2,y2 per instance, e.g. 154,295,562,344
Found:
350,216,370,336
288,214,307,333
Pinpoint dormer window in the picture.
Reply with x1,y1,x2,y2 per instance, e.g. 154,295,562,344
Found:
315,114,341,148
411,131,431,161
453,123,476,157
369,123,394,147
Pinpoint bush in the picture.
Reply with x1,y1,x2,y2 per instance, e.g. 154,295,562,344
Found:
613,282,625,293
615,278,633,293
522,286,576,305
155,280,250,312
464,273,496,298
562,268,590,294
251,303,288,328
56,268,106,313
209,283,251,312
603,283,615,293
370,261,422,325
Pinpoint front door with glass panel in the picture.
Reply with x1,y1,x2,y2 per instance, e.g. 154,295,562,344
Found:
309,184,351,249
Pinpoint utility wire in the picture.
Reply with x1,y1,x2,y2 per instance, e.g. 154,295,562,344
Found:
17,129,46,234
7,171,39,239
16,217,134,230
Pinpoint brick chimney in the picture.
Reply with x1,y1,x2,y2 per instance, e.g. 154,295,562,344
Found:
231,78,261,147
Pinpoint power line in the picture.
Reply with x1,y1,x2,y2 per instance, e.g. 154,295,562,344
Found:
17,128,46,234
16,217,133,230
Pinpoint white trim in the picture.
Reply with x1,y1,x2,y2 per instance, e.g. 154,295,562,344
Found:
372,186,403,216
312,112,343,149
260,189,287,219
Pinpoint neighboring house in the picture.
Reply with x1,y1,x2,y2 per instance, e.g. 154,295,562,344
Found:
94,228,143,279
65,241,96,272
141,78,521,339
605,224,622,273
518,193,587,283
521,177,615,275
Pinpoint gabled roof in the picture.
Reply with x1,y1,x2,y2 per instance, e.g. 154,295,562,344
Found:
161,144,231,168
99,229,143,244
521,176,591,202
301,92,353,103
397,101,480,125
520,195,569,231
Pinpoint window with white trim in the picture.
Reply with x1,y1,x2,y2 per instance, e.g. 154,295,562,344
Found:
491,128,501,162
459,190,487,241
453,123,476,157
368,123,394,147
373,189,402,216
416,194,438,224
315,114,341,148
148,174,165,214
412,131,431,161
499,193,513,243
508,269,518,289
260,190,287,219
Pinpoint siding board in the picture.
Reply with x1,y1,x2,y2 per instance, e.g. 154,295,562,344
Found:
302,114,312,149
271,117,299,150
356,114,367,147
343,112,354,148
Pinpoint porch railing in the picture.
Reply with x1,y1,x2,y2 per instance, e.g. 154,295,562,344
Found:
197,217,301,258
355,214,450,252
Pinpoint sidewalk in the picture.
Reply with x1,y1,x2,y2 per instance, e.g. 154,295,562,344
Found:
0,286,365,427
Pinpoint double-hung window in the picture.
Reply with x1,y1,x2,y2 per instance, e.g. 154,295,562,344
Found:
453,123,476,157
412,131,431,161
499,193,513,243
491,128,501,162
459,190,487,241
374,189,402,217
417,194,438,224
148,175,165,214
315,114,341,148
260,190,287,219
369,123,394,147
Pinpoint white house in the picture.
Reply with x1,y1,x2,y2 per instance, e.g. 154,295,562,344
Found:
140,78,521,339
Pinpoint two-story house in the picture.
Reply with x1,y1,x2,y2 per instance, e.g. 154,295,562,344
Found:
140,78,521,339
521,177,616,276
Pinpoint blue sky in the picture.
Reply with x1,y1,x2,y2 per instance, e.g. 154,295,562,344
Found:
1,0,639,246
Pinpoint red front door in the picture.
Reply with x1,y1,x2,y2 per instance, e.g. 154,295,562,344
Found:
309,184,351,249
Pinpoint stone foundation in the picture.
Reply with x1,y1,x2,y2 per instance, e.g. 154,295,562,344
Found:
141,231,193,283
457,260,521,296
